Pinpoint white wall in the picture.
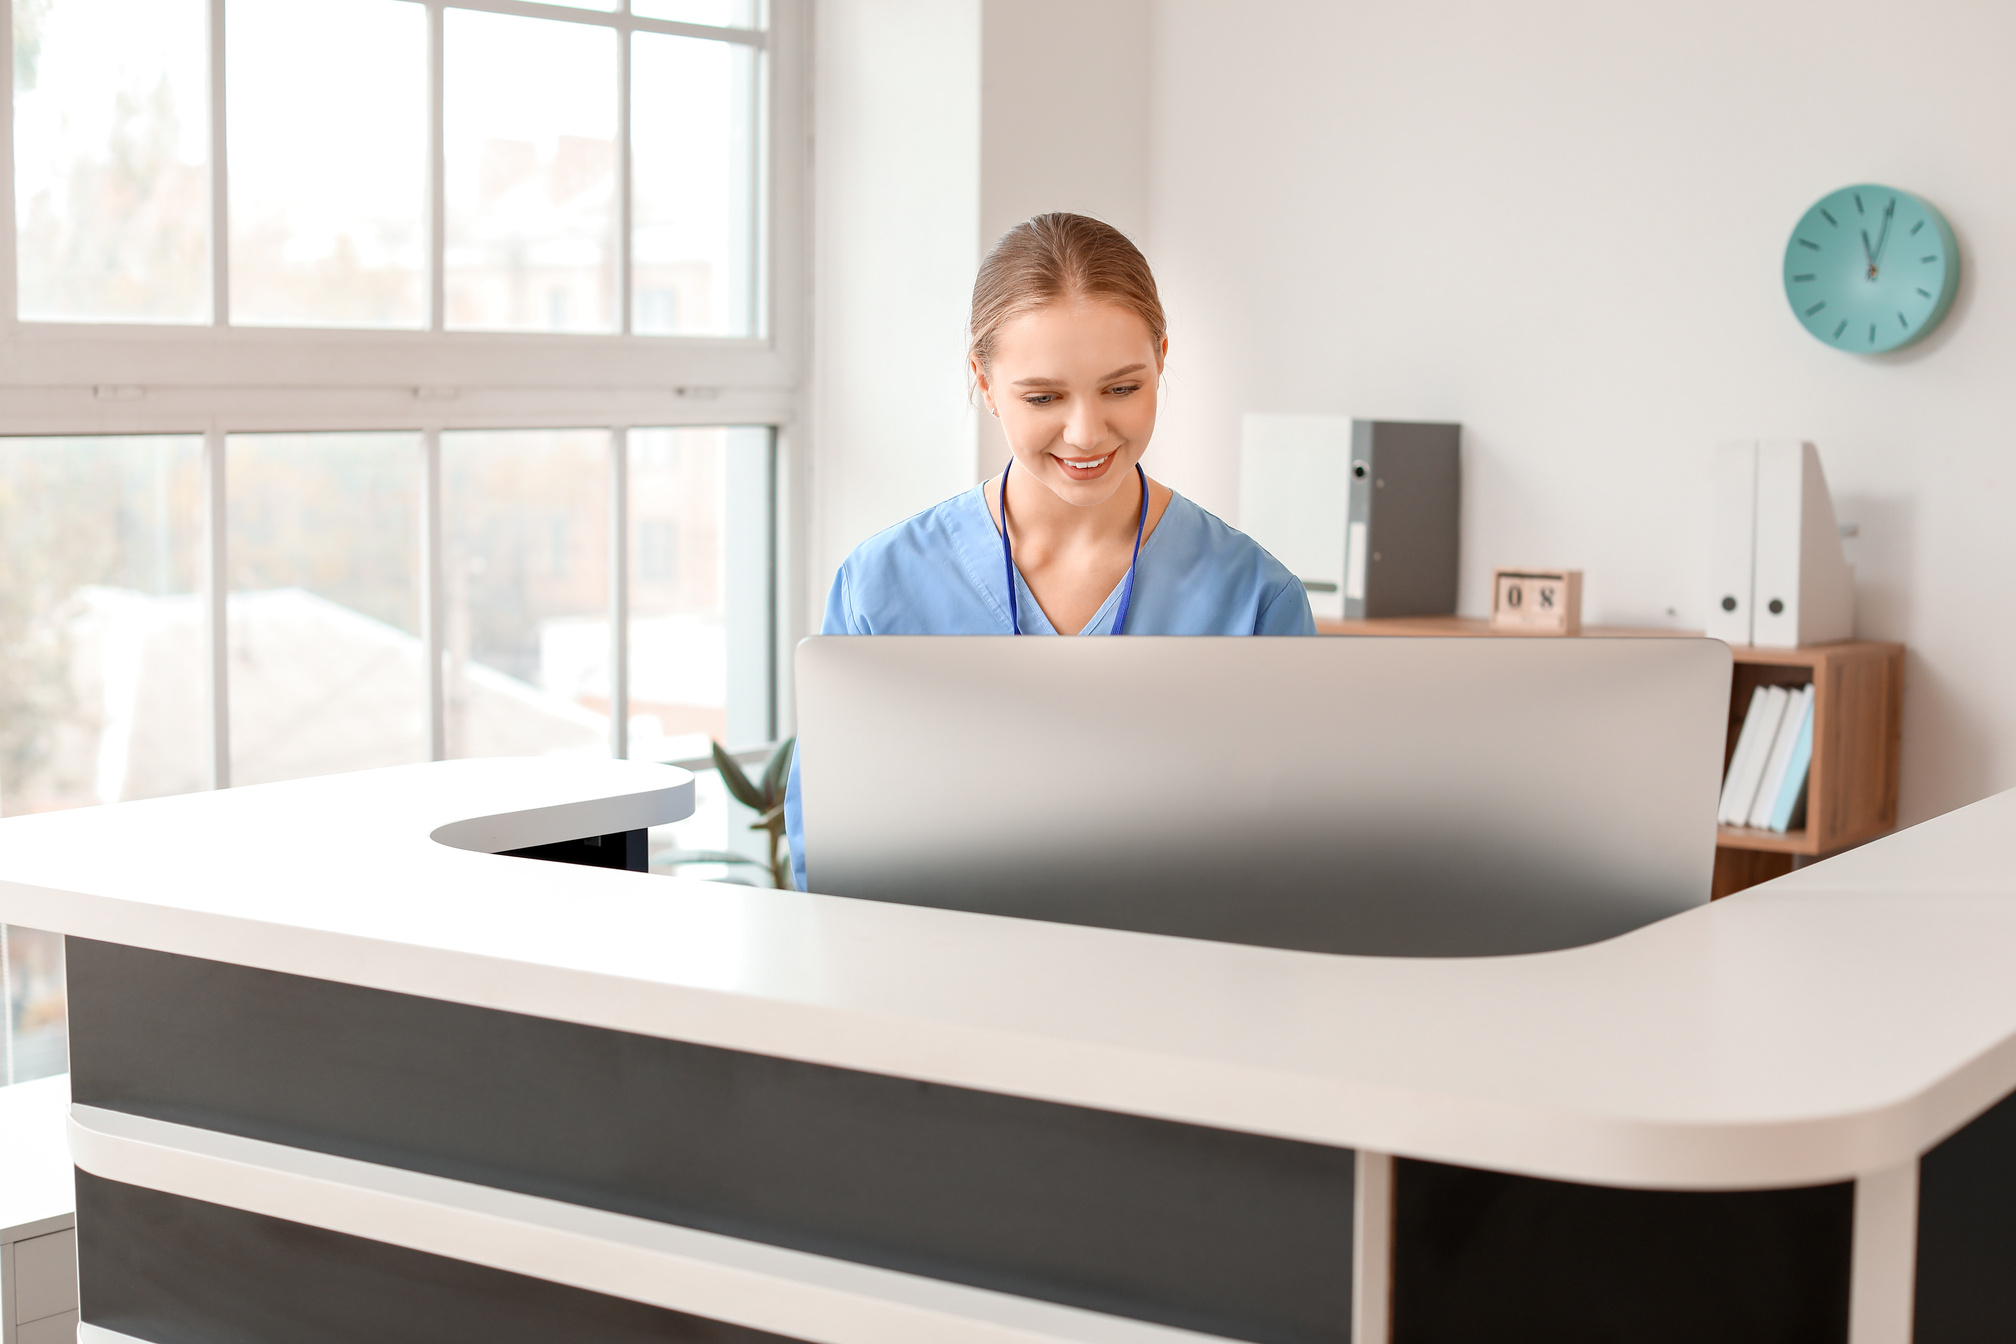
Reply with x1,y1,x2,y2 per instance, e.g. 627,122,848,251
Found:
979,0,1153,245
809,0,1155,551
1148,0,2016,826
809,0,981,604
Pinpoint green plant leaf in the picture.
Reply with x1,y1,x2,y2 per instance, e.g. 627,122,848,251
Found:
759,736,797,805
711,739,766,811
748,802,785,831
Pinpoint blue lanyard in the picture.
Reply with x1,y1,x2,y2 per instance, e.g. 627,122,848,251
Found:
999,458,1148,636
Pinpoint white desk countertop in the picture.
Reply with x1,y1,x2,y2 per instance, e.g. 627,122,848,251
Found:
2,757,2013,1193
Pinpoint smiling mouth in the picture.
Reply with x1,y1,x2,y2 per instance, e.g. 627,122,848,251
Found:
1059,454,1112,474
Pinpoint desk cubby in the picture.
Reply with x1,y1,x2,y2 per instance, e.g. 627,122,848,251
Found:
1709,640,1904,895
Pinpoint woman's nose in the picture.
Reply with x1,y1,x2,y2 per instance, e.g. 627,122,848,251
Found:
1064,400,1106,452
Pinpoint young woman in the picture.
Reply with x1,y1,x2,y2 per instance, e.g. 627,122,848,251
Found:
784,213,1314,889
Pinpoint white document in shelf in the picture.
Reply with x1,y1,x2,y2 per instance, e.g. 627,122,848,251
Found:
1721,685,1788,828
1748,685,1813,830
1717,685,1775,826
1765,696,1817,833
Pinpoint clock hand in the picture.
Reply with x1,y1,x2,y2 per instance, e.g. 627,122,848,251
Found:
1861,228,1875,274
1872,198,1895,267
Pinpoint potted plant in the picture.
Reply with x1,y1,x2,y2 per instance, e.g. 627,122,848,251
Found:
654,738,796,889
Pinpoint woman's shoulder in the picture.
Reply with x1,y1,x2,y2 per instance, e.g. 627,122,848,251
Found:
826,485,1006,635
840,485,990,578
1155,489,1298,586
1144,489,1315,635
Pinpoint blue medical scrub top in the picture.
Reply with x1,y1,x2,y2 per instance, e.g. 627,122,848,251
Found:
783,483,1316,890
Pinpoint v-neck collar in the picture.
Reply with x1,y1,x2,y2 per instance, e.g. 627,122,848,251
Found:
952,483,1173,635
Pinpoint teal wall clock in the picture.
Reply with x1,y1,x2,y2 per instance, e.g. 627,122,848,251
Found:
1784,185,1959,353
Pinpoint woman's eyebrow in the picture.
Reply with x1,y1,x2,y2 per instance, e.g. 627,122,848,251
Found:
1011,363,1148,388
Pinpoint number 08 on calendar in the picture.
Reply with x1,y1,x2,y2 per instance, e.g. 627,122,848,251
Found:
1490,568,1583,636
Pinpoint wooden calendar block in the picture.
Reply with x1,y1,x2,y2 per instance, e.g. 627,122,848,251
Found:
1491,568,1582,635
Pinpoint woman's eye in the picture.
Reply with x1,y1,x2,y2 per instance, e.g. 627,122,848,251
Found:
1023,394,1058,406
1107,384,1141,397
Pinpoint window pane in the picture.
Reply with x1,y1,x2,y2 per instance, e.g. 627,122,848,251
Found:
13,0,209,322
628,425,771,765
4,926,67,1085
228,0,426,327
441,430,611,758
633,0,762,28
633,425,774,887
445,10,618,333
227,433,425,784
628,427,725,761
0,435,206,814
632,34,759,337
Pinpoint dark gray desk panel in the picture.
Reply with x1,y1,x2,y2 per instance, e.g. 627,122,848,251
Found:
503,827,649,871
67,938,1354,1344
76,1172,795,1344
1390,1158,1852,1344
1916,1086,2016,1341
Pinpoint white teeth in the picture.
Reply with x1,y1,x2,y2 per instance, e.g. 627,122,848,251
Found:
1062,455,1110,471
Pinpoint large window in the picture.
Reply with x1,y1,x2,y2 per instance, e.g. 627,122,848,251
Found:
0,425,774,807
0,0,807,1083
14,0,765,334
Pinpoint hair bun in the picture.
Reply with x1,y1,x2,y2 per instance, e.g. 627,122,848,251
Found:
968,214,1165,372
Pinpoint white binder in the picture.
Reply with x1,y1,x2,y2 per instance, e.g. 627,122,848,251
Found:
1753,441,1855,649
1706,440,1854,648
1706,442,1758,645
1238,414,1351,620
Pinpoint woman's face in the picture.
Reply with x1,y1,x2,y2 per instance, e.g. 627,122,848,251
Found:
976,297,1166,507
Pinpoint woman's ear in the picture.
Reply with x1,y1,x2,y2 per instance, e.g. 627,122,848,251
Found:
971,355,999,417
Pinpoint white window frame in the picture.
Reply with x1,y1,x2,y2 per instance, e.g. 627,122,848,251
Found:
0,0,809,786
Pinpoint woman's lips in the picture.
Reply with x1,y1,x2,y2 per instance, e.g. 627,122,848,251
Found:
1057,453,1114,480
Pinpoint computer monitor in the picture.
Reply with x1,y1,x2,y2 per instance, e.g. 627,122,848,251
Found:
795,635,1730,958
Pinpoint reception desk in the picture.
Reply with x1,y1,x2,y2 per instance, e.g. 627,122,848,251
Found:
3,758,2015,1344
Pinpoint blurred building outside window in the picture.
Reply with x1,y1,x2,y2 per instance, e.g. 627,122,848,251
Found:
227,432,431,783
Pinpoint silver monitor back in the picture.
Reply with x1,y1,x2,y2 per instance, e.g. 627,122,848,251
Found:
795,636,1731,957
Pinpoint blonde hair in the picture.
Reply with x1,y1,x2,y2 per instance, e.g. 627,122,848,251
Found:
968,213,1166,372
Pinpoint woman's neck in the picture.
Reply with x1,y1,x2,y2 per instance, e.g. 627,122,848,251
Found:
984,462,1174,633
993,462,1145,556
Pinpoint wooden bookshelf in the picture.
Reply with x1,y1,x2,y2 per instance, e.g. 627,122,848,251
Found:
1315,616,1905,899
1708,640,1904,894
